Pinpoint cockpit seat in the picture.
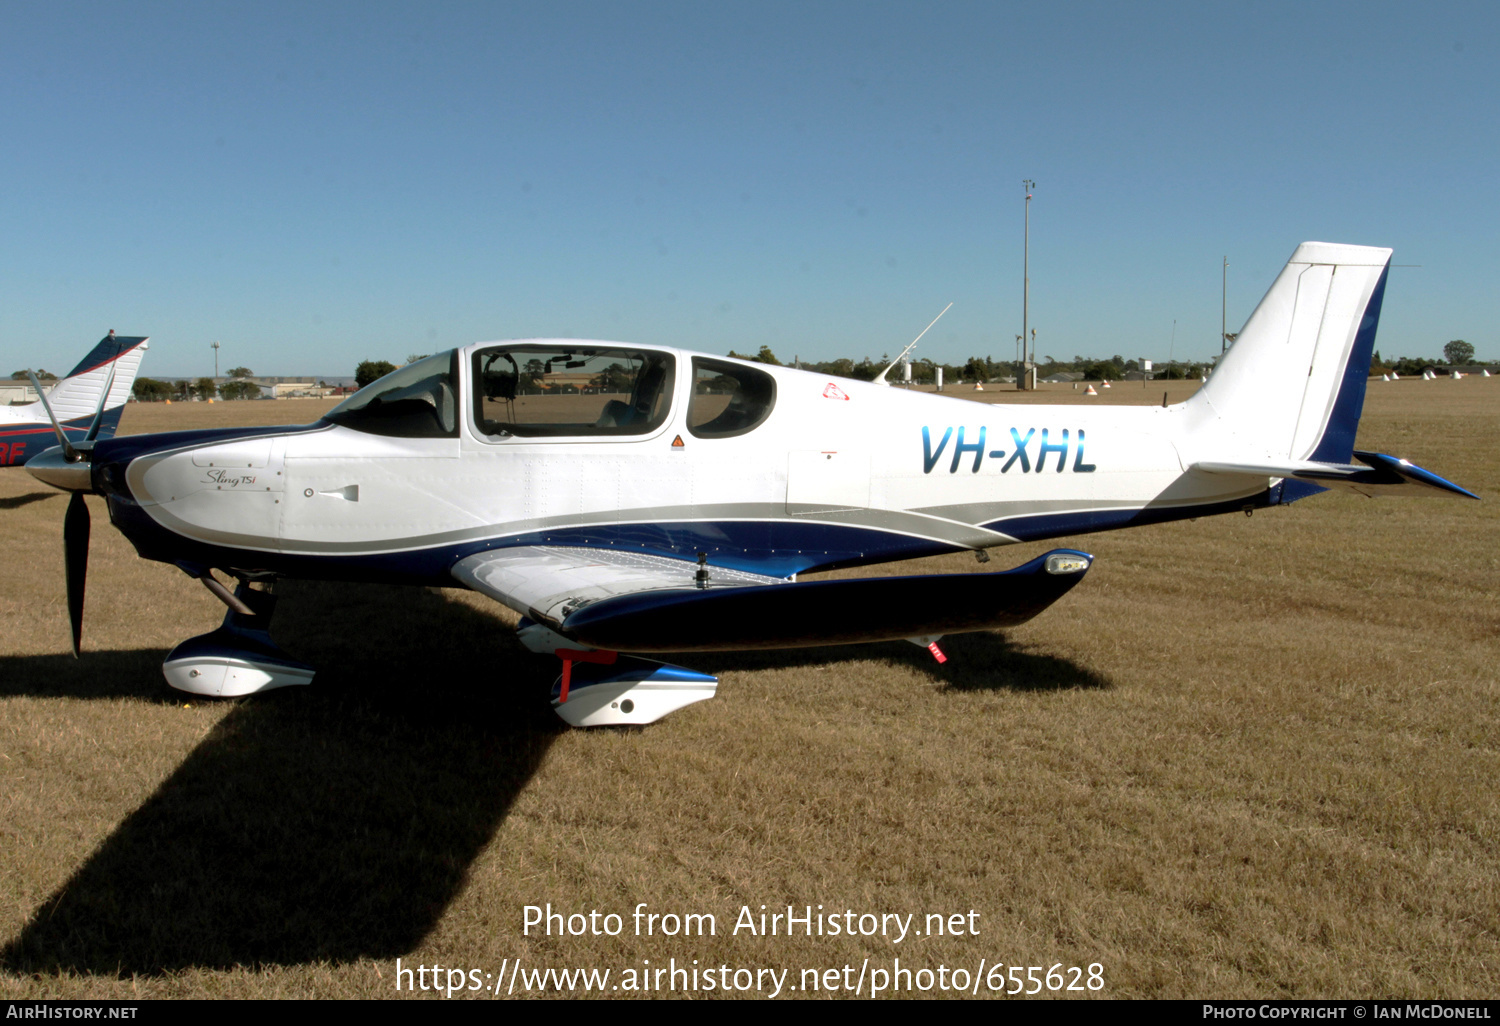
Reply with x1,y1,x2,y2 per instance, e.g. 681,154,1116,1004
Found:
596,399,632,428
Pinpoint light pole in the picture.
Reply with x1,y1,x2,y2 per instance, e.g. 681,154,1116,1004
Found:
1022,179,1035,389
211,340,221,379
1221,257,1228,356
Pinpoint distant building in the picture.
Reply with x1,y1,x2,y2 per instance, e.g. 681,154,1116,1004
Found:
150,375,353,401
0,381,40,405
267,381,334,399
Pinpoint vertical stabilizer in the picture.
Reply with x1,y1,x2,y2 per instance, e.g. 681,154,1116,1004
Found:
1187,243,1390,464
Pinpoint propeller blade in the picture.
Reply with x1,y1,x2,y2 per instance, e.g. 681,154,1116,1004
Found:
83,338,123,443
64,492,89,657
28,370,78,461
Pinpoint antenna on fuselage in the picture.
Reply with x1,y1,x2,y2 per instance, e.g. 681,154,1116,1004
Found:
873,302,953,387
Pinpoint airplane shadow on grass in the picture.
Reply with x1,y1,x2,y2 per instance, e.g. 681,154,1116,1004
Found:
682,630,1114,694
0,491,61,511
1,579,565,976
2,582,1107,976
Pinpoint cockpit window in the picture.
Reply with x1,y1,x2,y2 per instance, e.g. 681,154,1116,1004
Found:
324,350,458,438
687,358,776,438
472,345,675,438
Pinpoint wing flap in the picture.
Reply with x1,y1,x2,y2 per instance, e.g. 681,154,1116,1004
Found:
451,545,786,625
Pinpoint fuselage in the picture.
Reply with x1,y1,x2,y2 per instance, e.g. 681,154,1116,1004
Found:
84,342,1274,585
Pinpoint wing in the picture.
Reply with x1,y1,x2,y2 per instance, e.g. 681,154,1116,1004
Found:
452,544,1094,653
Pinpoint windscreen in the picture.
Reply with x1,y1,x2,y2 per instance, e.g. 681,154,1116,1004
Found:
324,351,459,438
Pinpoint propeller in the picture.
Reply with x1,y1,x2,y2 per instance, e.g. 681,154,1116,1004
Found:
28,368,82,462
26,340,122,657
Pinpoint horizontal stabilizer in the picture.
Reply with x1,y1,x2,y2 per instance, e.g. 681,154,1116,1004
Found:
557,549,1092,653
1192,451,1478,500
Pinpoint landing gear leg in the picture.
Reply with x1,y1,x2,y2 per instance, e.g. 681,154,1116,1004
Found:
163,577,315,697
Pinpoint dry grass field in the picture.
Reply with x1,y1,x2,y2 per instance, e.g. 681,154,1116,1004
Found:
0,380,1494,999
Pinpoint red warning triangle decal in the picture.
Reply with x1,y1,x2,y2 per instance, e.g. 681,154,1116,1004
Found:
671,434,685,448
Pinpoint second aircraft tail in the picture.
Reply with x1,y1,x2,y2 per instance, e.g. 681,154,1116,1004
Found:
1,332,150,466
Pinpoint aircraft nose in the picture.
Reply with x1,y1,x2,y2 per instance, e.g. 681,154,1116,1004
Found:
25,445,93,493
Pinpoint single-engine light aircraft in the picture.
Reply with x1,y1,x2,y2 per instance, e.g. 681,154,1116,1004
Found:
2,331,149,466
25,244,1477,726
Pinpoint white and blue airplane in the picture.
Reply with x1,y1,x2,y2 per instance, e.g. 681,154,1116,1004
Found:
25,244,1476,726
1,332,150,466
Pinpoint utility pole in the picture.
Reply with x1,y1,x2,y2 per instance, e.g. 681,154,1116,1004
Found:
1221,257,1228,356
211,340,221,379
1021,180,1035,389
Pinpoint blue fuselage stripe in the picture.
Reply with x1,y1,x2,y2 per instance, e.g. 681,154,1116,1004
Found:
106,487,1275,586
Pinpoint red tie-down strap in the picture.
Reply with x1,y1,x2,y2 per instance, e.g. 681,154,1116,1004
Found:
556,649,618,703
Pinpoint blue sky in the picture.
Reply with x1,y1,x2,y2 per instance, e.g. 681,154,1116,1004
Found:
3,1,1495,377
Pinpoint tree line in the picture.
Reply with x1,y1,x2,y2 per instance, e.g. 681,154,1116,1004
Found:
734,342,1486,384
130,367,261,401
1372,340,1479,377
727,346,1208,383
189,337,1484,404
